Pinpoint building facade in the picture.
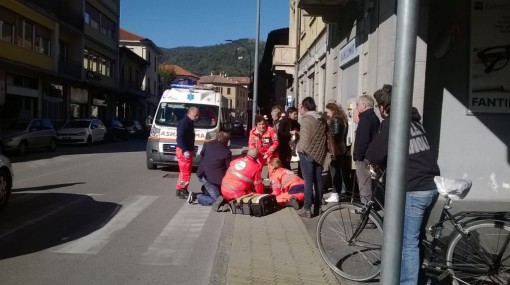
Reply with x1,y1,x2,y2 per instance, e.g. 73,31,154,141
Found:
198,73,249,123
119,28,161,119
273,0,510,201
0,0,120,127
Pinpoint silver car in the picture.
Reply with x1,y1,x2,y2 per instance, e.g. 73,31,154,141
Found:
0,154,13,210
0,119,57,155
57,119,107,145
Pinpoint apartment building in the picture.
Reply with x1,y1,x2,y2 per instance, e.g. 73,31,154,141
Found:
0,0,120,125
119,28,161,118
198,73,249,122
272,0,510,201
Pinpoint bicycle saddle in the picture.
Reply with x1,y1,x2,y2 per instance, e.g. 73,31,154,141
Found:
434,176,472,200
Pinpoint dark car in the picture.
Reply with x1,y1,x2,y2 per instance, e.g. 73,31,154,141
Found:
122,120,144,137
230,121,245,137
103,119,129,141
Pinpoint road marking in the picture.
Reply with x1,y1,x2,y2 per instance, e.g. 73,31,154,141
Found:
55,195,157,254
141,203,211,265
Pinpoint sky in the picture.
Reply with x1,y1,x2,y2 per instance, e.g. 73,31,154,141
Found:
120,0,290,49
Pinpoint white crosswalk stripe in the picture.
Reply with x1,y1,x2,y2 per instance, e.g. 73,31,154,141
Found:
54,195,157,254
141,203,211,265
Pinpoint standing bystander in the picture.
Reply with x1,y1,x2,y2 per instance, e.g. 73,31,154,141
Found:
353,95,380,204
296,97,329,218
366,84,440,284
324,102,349,203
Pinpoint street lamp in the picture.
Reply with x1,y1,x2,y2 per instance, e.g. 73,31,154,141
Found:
225,39,252,92
226,39,253,127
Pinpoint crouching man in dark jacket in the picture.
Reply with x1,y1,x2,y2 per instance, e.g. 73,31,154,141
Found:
187,131,232,207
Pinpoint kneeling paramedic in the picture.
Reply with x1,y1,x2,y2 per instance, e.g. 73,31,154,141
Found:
268,158,304,210
214,147,264,211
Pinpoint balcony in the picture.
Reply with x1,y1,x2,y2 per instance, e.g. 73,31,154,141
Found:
298,0,348,23
272,45,296,76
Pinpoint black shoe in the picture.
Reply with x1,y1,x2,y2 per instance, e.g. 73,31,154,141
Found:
284,196,300,210
297,207,312,218
212,196,226,212
313,205,323,217
177,189,189,199
187,192,198,204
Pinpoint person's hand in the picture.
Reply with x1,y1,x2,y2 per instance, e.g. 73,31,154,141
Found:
263,155,268,160
184,151,190,159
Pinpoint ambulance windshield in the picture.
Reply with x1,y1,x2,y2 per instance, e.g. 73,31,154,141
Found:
155,103,219,128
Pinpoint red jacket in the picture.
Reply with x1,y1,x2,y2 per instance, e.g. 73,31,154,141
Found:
221,156,265,200
248,126,279,158
269,167,304,196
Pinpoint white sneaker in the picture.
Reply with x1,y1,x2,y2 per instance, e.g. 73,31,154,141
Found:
325,193,339,203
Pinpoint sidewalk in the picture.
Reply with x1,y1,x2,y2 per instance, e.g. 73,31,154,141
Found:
212,208,339,285
209,140,341,284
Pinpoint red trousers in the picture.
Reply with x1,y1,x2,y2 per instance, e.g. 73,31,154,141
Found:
176,147,192,190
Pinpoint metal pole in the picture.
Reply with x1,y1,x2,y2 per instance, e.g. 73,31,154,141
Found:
380,0,419,284
252,0,261,128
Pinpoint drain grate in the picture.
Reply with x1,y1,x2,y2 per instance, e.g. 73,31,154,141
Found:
163,173,179,178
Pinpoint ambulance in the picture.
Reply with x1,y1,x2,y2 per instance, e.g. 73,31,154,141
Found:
146,84,228,169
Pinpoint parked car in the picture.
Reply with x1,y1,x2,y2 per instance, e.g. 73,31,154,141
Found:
0,154,13,210
56,119,107,145
0,119,57,155
230,121,245,137
122,120,144,137
104,119,129,141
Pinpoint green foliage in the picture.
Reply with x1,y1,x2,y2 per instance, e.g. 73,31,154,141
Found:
160,38,265,77
159,66,176,88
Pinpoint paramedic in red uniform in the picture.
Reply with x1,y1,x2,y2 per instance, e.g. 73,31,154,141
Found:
213,147,265,211
248,115,279,170
268,158,304,210
175,106,199,199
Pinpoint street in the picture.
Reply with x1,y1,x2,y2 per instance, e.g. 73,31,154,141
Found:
0,139,234,285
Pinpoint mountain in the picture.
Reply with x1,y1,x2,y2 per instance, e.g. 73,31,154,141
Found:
159,38,265,77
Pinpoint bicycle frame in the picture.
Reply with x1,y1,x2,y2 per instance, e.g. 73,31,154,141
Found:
346,177,385,243
424,197,510,278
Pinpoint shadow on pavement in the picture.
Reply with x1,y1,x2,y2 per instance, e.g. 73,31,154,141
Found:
12,182,86,192
0,192,121,260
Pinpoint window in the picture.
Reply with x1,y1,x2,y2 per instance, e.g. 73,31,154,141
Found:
84,12,90,24
1,21,13,43
227,87,231,95
16,18,34,49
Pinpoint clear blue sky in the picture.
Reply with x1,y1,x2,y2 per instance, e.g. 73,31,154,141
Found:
120,0,290,49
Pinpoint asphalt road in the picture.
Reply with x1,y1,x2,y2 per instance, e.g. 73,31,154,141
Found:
0,138,237,285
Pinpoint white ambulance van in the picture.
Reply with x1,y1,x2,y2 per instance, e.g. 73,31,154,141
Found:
146,84,228,169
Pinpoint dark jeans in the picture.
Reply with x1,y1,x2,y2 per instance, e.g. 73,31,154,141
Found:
330,155,348,195
299,153,323,209
197,177,220,206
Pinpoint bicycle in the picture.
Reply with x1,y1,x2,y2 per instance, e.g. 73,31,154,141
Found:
316,166,510,284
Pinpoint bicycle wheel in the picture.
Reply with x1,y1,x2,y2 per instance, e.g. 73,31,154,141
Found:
316,203,383,281
445,219,510,285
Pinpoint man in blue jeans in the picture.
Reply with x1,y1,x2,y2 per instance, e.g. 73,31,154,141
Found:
366,84,440,284
188,132,232,207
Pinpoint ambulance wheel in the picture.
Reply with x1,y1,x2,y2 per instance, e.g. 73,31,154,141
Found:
146,157,157,170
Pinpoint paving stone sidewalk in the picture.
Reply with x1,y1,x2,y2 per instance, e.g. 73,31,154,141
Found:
223,208,339,285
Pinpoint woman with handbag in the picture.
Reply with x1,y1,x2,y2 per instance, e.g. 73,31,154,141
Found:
324,102,349,203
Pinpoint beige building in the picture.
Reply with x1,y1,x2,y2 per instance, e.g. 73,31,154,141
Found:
198,73,249,122
119,28,162,117
273,0,510,201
